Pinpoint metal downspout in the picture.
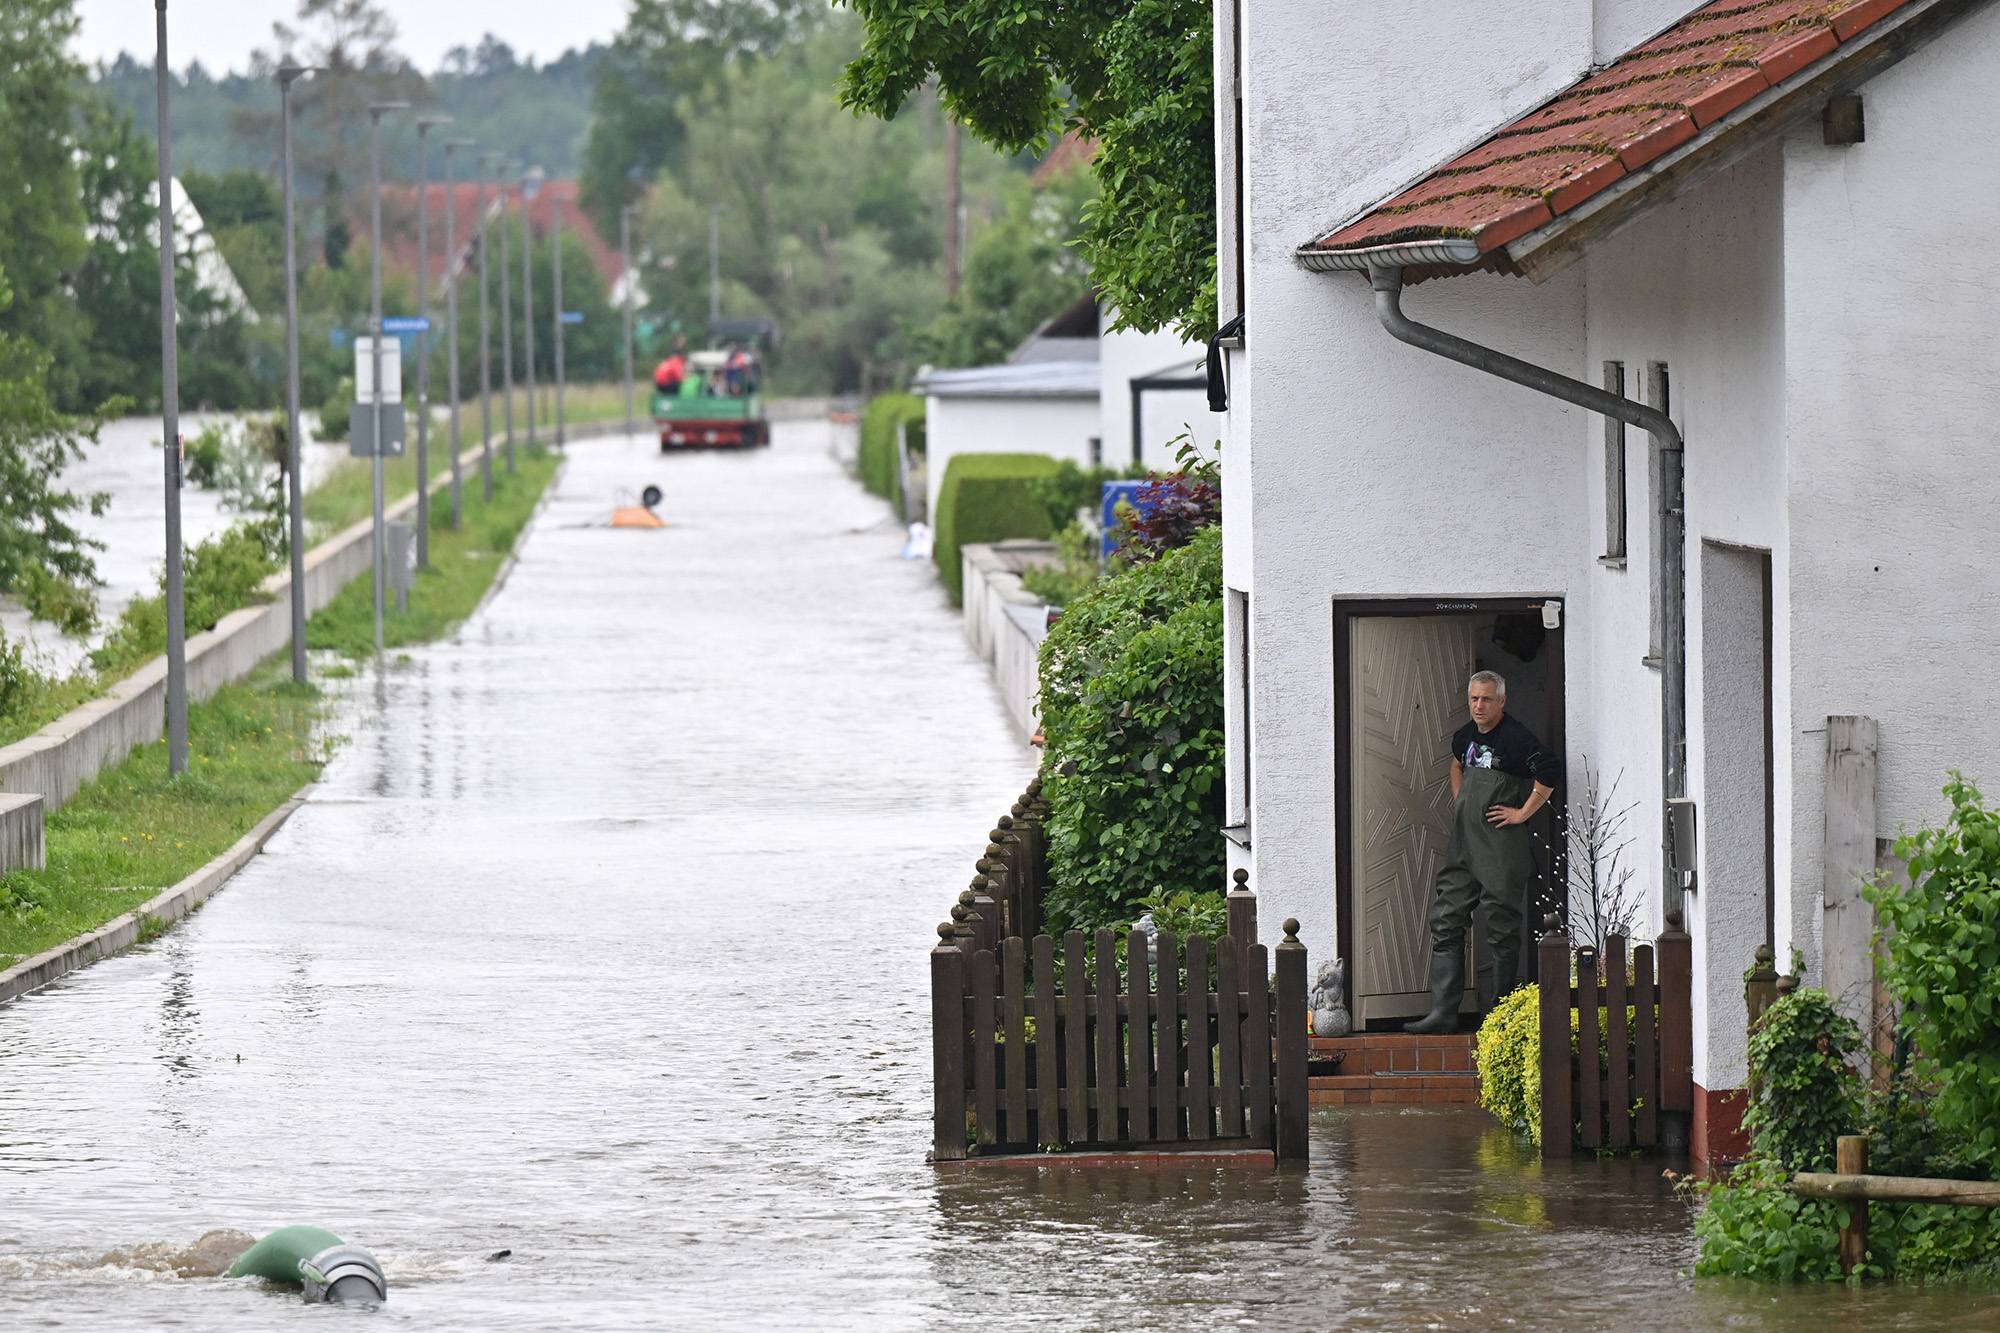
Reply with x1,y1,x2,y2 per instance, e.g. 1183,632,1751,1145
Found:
1366,266,1689,917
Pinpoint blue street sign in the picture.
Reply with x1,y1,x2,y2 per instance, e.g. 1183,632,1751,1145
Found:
381,316,431,333
560,311,585,324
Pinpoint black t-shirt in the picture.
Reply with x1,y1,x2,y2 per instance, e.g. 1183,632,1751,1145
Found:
1451,715,1558,789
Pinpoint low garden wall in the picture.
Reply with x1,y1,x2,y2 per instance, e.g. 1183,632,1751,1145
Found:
960,541,1058,741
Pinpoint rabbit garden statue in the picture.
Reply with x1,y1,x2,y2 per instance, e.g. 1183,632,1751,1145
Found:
1310,959,1352,1038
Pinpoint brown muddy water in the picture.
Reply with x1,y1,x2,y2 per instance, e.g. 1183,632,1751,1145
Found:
1,422,1995,1328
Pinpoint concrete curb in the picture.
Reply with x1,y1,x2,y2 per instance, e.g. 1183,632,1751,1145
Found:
0,783,315,1005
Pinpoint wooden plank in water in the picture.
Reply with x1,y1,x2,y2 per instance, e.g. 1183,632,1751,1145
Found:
1186,935,1212,1140
1127,929,1152,1142
1244,944,1272,1148
1094,929,1118,1142
972,949,997,1149
1064,930,1088,1144
1033,933,1060,1147
1578,949,1602,1150
1606,934,1630,1149
1634,944,1658,1148
1216,937,1243,1139
1003,937,1028,1145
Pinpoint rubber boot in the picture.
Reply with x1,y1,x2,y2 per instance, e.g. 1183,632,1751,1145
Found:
1491,948,1520,1004
1404,948,1465,1034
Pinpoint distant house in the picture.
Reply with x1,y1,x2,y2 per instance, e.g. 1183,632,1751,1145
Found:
914,294,1221,520
1217,0,2000,1163
368,180,626,300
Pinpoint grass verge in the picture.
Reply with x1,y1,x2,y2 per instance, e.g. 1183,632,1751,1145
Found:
0,674,330,969
307,446,560,657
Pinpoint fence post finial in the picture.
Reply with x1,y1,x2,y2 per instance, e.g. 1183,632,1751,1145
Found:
1273,918,1309,1161
1227,869,1257,984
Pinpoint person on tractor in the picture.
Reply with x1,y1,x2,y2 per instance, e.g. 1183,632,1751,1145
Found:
653,337,688,394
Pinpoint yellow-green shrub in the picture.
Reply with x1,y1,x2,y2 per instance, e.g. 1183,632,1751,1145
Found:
1477,984,1542,1142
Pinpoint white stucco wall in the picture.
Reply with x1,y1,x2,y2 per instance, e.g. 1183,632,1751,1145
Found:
1783,5,2000,989
1582,147,1789,1091
1100,325,1219,471
923,395,1101,523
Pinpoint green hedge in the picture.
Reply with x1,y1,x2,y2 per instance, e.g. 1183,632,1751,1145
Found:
859,392,925,506
933,451,1061,604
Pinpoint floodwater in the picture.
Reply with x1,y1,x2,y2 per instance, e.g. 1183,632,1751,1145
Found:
2,420,1996,1329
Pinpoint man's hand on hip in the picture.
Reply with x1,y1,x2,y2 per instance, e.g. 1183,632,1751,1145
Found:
1486,804,1531,827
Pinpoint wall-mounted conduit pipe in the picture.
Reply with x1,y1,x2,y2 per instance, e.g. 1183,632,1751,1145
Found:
1364,265,1688,916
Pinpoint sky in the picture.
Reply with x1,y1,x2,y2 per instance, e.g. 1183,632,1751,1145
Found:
74,0,630,74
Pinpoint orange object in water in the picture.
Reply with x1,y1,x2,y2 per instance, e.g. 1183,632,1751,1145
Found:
611,506,665,528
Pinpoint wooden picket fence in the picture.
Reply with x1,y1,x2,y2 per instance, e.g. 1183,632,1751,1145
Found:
932,775,1308,1162
1537,912,1694,1159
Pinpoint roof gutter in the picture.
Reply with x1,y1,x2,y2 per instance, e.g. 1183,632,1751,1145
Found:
1296,238,1482,273
1366,265,1689,909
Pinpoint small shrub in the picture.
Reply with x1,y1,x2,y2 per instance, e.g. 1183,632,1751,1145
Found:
1868,773,2000,1171
1139,886,1225,940
317,379,353,442
184,421,227,488
1691,1159,1849,1282
1019,522,1101,607
1477,983,1542,1141
1742,987,1864,1173
13,564,97,636
0,631,32,722
1110,438,1220,562
1039,525,1222,931
92,520,280,676
932,452,1061,604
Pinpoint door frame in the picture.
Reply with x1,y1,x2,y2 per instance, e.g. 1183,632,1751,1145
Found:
1331,596,1568,1004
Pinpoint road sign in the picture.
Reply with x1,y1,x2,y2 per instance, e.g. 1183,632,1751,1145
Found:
349,403,407,457
354,337,403,403
561,311,584,324
381,315,431,333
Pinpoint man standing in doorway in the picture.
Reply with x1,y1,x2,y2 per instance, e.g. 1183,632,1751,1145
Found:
1406,670,1559,1034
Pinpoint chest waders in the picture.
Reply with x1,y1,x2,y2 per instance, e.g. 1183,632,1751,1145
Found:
1404,766,1535,1034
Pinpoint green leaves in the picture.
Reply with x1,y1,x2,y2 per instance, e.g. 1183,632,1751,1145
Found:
1867,773,2000,1171
1743,989,1864,1173
1037,525,1222,931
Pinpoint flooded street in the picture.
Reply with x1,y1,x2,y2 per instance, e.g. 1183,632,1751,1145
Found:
2,420,1996,1329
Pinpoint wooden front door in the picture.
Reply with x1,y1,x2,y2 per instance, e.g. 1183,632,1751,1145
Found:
1348,616,1477,1026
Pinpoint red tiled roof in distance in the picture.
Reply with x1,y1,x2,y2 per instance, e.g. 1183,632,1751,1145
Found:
1307,0,1914,257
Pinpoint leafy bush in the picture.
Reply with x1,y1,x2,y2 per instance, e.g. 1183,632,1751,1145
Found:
317,379,353,442
1742,988,1863,1173
1868,774,2000,1171
91,520,280,677
1111,462,1221,563
1692,1159,1849,1282
13,563,97,636
858,392,924,505
1038,524,1222,931
932,452,1060,605
1477,983,1542,1142
1033,459,1140,532
1140,886,1225,941
1018,523,1101,608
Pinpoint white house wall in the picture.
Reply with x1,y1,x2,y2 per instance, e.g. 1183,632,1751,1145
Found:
1233,0,1610,962
923,396,1101,522
1783,6,2000,993
1099,326,1219,471
1582,146,1789,1094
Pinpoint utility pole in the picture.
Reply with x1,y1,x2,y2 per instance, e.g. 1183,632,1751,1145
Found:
368,100,410,654
476,153,493,502
412,116,451,569
522,166,541,447
708,203,723,326
498,163,516,472
552,194,565,450
944,118,962,299
443,139,473,531
277,63,313,684
154,0,187,773
620,204,635,439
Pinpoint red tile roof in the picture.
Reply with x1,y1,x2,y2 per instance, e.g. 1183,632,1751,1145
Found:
1304,0,1915,260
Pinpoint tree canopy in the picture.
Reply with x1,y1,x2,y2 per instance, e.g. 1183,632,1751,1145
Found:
838,0,1216,339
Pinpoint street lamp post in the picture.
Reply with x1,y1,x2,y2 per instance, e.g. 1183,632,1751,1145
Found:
498,163,515,472
368,99,410,655
277,63,313,685
552,194,565,449
620,204,634,440
522,166,542,448
154,0,187,774
443,139,473,531
413,115,451,569
476,153,494,502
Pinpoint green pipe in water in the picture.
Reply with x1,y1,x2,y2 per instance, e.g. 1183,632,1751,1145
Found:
229,1225,387,1304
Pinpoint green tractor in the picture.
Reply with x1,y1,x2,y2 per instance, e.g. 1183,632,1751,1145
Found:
652,348,768,449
